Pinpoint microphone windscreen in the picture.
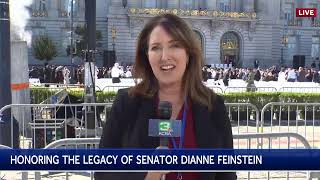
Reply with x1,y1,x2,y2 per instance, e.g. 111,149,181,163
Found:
158,101,172,119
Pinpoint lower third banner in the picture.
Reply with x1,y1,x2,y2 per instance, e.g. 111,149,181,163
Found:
0,149,319,171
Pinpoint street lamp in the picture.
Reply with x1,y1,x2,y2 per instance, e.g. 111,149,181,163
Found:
70,0,75,65
280,24,289,65
111,25,117,52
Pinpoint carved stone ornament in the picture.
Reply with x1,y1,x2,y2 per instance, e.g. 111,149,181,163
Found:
228,21,236,29
247,21,257,41
127,17,145,37
33,21,42,27
210,20,224,39
127,8,257,20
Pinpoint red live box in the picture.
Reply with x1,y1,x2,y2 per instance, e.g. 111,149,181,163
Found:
296,8,317,17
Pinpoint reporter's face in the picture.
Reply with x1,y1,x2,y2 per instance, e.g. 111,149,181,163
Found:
147,26,188,87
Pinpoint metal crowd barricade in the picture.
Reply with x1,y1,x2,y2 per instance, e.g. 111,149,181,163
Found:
279,87,320,93
0,103,112,149
101,85,132,92
261,102,320,149
31,133,317,180
206,86,224,94
30,86,82,104
0,145,29,180
44,137,100,149
233,132,316,180
33,138,101,180
225,103,260,135
224,87,277,93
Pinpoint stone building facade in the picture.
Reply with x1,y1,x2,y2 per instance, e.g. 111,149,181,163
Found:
27,0,320,68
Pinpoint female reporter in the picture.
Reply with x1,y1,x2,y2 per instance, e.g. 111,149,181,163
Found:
95,13,236,180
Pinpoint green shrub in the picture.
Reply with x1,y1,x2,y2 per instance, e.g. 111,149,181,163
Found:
31,88,320,108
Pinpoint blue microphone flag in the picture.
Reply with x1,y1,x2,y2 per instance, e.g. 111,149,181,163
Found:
148,119,181,137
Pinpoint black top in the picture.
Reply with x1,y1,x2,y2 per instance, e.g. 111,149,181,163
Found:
95,88,236,180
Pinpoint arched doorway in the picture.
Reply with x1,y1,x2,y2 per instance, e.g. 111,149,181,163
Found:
220,32,240,67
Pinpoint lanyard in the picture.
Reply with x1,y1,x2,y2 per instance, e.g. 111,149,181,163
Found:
171,100,187,149
170,100,188,180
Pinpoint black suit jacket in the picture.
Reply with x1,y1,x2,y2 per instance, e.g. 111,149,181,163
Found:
95,88,236,180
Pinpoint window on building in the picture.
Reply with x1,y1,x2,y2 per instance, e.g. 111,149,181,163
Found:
254,0,258,12
312,36,320,60
284,3,294,23
39,0,46,11
287,35,297,60
198,0,207,10
59,0,80,17
310,3,320,24
219,0,230,12
32,0,47,11
167,0,177,8
144,0,156,8
184,0,193,9
68,0,80,16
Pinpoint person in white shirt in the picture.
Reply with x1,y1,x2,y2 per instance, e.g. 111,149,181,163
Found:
278,67,286,82
63,66,70,85
111,63,121,83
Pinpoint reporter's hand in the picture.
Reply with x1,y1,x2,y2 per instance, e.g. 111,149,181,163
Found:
144,171,169,180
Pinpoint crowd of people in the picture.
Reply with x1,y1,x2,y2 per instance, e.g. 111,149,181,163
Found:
29,65,75,84
29,63,320,85
202,65,320,86
29,63,134,84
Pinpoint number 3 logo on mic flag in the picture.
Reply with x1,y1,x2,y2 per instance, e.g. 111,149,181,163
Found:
159,121,172,136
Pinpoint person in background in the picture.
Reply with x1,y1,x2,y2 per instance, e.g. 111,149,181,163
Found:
297,67,306,82
278,67,286,82
305,69,313,82
311,61,316,69
62,66,70,85
223,69,230,86
254,59,259,69
287,68,297,82
246,68,256,92
111,63,121,83
95,13,235,180
254,68,261,81
125,66,132,78
312,68,320,83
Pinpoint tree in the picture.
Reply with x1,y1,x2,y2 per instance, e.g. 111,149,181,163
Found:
66,25,102,57
32,35,58,64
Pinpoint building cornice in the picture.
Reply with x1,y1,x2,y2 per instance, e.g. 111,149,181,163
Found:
127,8,257,21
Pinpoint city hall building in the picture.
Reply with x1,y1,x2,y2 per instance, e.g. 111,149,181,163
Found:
27,0,320,68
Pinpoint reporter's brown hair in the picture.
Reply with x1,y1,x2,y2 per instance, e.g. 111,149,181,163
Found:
129,13,215,110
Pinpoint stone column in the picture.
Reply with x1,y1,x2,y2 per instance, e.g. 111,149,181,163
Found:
235,0,242,12
243,0,254,12
109,0,126,14
231,0,236,12
194,0,199,9
207,0,217,10
168,0,179,8
79,0,85,18
48,0,58,17
302,0,311,26
179,0,184,9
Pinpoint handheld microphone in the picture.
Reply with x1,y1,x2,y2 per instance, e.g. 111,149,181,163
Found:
148,101,182,180
148,101,182,148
